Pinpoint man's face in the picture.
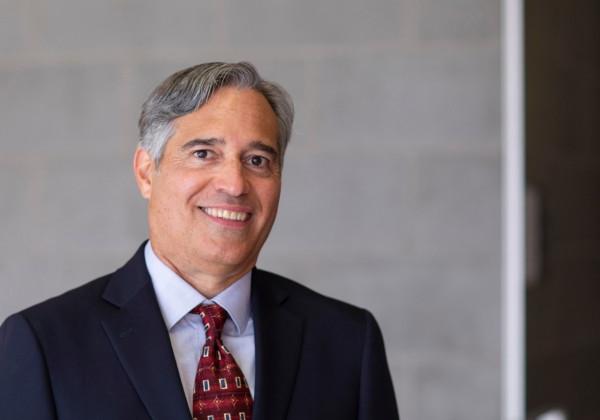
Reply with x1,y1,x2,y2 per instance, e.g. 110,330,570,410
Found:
134,87,281,280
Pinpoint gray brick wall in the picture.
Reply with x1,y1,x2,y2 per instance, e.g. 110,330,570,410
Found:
0,1,502,419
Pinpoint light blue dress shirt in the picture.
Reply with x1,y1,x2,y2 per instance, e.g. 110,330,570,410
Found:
144,242,255,413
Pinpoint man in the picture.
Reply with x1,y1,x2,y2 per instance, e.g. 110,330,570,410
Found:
0,62,399,420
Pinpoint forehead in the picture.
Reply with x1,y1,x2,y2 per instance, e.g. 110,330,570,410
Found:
171,87,279,145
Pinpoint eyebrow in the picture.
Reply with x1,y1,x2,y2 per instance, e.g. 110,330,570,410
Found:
181,138,224,150
181,138,279,159
249,140,278,158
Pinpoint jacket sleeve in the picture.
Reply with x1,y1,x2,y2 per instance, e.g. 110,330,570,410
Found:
358,310,400,420
0,313,58,420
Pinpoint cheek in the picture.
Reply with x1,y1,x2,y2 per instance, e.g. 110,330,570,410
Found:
157,171,207,203
259,182,281,216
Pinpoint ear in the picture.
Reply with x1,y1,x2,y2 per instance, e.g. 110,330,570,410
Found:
133,146,155,199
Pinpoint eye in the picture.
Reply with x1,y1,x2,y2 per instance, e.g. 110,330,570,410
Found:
248,155,268,168
193,149,212,159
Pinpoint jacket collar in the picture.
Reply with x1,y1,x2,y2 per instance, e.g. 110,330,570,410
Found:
100,242,191,420
251,268,304,420
101,244,306,420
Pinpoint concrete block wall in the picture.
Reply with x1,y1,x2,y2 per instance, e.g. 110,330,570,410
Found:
0,1,502,419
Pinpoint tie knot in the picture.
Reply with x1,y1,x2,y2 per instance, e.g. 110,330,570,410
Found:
191,304,227,340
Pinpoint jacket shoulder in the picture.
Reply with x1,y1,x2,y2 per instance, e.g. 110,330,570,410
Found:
253,268,370,324
16,273,113,326
14,242,148,326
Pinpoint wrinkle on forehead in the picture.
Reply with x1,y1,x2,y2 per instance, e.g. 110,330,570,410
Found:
170,87,279,151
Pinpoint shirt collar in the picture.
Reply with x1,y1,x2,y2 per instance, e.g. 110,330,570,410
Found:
144,241,252,335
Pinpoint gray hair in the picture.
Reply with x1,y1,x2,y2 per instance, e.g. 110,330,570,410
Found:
138,62,294,165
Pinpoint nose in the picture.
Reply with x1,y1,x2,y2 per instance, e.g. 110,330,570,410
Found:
213,160,249,197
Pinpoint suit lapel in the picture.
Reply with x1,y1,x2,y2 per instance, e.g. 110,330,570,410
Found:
252,269,304,420
101,244,190,420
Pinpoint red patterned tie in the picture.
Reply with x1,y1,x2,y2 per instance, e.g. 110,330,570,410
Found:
191,304,253,420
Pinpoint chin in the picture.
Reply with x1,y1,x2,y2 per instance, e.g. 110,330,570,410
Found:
203,249,254,269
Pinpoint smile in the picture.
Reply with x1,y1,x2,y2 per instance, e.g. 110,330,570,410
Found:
201,207,250,222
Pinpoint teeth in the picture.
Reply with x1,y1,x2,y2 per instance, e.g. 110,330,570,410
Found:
202,207,249,221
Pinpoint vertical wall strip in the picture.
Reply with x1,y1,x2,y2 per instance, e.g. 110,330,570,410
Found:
502,0,525,419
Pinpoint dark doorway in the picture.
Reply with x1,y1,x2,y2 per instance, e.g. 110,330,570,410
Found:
526,1,600,419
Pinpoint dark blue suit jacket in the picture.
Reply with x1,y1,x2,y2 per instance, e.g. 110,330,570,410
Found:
0,244,399,419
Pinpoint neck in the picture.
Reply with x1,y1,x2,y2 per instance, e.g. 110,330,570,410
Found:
151,247,253,298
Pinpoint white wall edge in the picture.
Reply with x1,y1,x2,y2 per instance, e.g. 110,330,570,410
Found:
501,0,525,419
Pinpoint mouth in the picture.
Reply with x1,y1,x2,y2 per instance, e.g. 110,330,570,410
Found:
200,207,251,222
